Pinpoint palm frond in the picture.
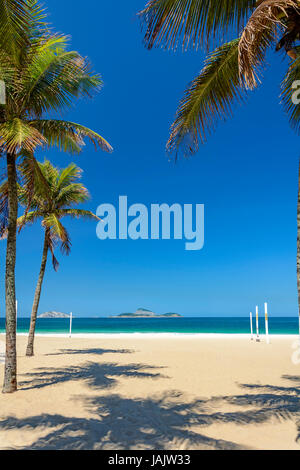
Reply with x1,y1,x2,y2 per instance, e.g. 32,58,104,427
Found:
37,159,59,188
56,209,99,221
0,118,46,153
139,0,256,50
281,55,300,131
21,37,103,116
17,210,42,227
0,190,43,237
25,0,47,39
0,50,16,90
0,0,31,57
239,0,299,89
167,38,244,157
17,151,52,230
42,213,71,255
45,229,59,271
55,184,90,208
30,119,113,154
57,163,83,190
19,151,51,197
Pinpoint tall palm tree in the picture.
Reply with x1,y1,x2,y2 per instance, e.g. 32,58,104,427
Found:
0,1,112,393
0,0,36,394
140,0,300,320
13,160,98,357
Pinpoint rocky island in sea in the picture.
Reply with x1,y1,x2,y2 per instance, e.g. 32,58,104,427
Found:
38,311,70,319
110,308,182,318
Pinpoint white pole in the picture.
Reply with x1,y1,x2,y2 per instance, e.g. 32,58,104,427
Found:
69,312,73,338
265,302,270,344
250,312,254,340
256,306,260,342
16,300,18,331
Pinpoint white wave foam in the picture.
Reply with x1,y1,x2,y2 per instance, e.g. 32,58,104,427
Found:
13,332,299,340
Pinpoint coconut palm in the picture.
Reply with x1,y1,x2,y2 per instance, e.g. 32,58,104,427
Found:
0,1,112,393
140,0,300,319
12,160,98,357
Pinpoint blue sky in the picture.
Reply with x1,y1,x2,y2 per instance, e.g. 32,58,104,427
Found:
0,0,299,318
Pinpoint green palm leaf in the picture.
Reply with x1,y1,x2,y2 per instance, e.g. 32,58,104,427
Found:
30,119,113,154
36,159,59,187
167,38,244,157
17,210,43,227
56,209,99,221
55,184,89,207
0,50,16,90
0,118,46,153
21,35,102,116
0,0,30,56
57,163,83,190
42,213,71,254
139,0,256,50
18,151,52,214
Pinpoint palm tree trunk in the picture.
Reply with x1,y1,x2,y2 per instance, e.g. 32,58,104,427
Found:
297,162,300,334
26,231,48,357
2,152,18,394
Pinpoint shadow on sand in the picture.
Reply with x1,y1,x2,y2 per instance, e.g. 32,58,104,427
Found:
19,361,168,391
46,348,135,357
0,392,246,450
1,357,300,450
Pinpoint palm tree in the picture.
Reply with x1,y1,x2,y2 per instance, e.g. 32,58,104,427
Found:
0,1,112,393
140,0,300,320
13,160,98,357
0,0,36,394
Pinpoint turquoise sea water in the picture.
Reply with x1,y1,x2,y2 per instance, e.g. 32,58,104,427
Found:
0,317,298,335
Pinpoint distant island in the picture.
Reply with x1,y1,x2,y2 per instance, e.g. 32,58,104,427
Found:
38,311,70,319
110,308,182,318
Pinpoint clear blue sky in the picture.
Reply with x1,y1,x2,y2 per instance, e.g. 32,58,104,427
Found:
0,0,298,318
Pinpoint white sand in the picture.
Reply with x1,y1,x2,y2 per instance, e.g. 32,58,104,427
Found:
0,333,299,450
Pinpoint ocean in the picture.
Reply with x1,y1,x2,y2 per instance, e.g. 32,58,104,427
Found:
0,317,298,335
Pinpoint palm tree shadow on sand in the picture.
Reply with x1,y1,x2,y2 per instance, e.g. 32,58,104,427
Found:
45,347,135,357
0,392,246,450
2,362,300,449
19,361,168,391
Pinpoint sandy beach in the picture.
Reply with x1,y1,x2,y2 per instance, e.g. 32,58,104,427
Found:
0,333,299,450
